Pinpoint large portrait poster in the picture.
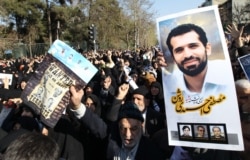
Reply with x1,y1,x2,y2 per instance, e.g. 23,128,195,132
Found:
156,6,244,150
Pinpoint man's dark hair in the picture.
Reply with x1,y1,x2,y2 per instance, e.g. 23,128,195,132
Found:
166,23,208,56
182,125,190,131
197,125,205,130
212,126,221,132
3,132,59,160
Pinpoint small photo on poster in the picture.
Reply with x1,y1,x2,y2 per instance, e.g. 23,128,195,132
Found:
209,124,228,143
193,124,209,141
178,123,193,140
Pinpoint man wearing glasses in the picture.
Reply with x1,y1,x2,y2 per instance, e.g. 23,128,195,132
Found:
196,125,206,138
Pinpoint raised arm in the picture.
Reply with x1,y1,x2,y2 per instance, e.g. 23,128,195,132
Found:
226,23,244,48
69,85,107,139
105,83,130,122
226,23,249,56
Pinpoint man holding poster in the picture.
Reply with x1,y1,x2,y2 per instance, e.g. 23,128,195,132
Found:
156,6,244,151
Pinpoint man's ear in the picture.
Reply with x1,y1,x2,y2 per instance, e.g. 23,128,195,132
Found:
205,43,212,56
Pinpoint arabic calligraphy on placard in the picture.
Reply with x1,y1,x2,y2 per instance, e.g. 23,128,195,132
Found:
171,88,226,115
185,94,203,104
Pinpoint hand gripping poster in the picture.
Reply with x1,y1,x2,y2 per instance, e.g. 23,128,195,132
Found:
21,40,98,128
156,6,244,150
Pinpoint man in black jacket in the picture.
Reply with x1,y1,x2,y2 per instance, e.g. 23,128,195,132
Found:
106,101,164,160
69,84,164,160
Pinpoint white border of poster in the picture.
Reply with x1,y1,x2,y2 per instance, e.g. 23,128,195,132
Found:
156,6,244,150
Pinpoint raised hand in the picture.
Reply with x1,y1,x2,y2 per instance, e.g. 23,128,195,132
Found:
116,83,130,100
156,51,168,67
69,85,84,110
226,23,245,47
3,77,10,89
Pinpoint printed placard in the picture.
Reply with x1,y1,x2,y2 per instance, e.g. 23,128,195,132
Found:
21,40,98,128
157,6,244,150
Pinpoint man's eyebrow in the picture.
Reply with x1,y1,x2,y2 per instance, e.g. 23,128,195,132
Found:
173,42,200,52
173,47,184,53
188,42,200,46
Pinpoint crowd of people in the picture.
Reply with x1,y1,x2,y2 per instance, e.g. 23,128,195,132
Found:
0,22,249,160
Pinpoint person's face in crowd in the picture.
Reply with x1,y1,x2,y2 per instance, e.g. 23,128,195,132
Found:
213,127,221,138
101,76,111,90
85,86,93,95
20,81,27,90
132,94,147,112
242,33,250,44
118,58,124,67
150,86,159,96
153,62,158,69
236,86,250,109
13,122,21,131
21,108,34,118
131,74,138,82
197,126,205,137
84,97,95,112
183,127,190,136
124,60,130,67
170,31,211,77
119,118,142,149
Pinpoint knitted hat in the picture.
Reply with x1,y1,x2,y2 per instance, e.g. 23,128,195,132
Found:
118,101,144,122
132,85,150,99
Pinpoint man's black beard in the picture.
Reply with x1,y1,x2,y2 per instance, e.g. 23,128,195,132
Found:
177,56,207,77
